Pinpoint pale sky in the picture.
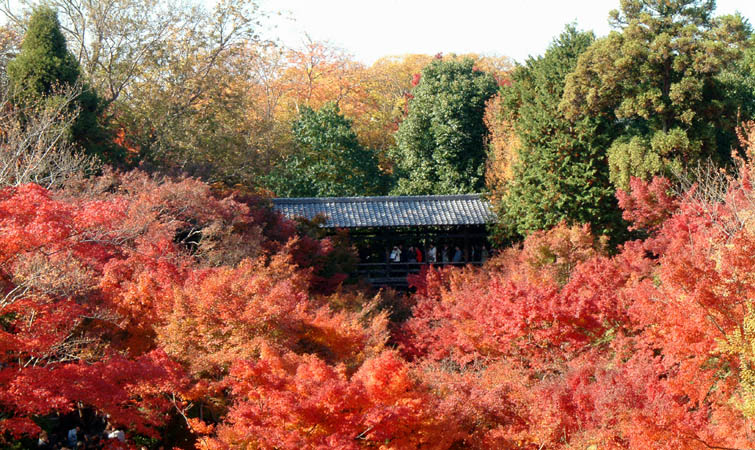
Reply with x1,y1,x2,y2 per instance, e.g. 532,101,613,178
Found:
259,0,755,65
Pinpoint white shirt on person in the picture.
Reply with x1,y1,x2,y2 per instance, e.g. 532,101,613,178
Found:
108,430,126,442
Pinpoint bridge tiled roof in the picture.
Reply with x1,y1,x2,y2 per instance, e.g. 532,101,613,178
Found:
272,194,494,228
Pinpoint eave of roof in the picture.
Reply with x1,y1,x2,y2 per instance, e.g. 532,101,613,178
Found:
272,194,495,228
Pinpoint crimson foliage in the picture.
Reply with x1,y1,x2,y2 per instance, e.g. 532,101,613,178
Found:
8,136,755,449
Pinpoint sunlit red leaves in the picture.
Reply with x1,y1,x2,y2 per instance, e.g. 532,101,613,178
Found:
0,180,191,439
401,191,755,448
9,131,755,448
156,255,311,377
157,253,389,383
0,173,394,445
0,350,186,437
0,174,347,442
0,184,77,258
206,349,442,449
616,176,678,233
402,224,618,366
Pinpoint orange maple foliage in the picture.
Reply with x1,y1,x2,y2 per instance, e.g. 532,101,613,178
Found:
8,126,755,449
483,93,520,201
0,170,360,445
397,128,755,448
203,348,446,449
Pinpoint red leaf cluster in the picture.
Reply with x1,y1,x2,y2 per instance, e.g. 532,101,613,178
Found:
398,162,755,447
9,129,755,448
0,171,359,445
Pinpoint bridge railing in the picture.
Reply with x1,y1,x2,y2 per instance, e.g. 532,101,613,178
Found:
355,261,483,286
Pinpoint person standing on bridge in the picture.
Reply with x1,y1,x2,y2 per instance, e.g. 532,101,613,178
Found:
452,246,463,263
390,245,401,262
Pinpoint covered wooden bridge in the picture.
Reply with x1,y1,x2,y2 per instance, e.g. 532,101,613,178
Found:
272,194,495,287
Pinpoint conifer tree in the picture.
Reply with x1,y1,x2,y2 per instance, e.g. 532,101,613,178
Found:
495,26,625,243
264,103,387,197
7,6,120,164
7,7,77,98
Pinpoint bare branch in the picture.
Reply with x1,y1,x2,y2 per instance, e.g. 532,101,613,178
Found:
0,81,99,189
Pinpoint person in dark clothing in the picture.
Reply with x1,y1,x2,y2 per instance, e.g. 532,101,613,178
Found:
407,246,417,262
452,246,463,263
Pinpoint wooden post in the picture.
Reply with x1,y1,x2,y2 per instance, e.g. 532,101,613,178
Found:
463,228,470,262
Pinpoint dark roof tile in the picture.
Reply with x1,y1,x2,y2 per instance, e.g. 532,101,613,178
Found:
272,194,495,228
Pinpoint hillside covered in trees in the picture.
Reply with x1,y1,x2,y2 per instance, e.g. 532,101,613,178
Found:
2,0,755,449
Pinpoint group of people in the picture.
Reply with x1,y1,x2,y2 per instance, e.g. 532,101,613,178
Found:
36,422,135,450
388,243,488,264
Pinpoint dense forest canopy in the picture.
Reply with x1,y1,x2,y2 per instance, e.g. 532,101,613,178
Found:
1,1,755,449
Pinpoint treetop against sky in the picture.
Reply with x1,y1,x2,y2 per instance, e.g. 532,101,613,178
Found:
260,0,755,64
4,0,753,64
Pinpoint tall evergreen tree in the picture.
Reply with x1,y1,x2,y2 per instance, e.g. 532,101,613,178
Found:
264,103,387,197
495,26,625,243
560,0,753,189
7,6,119,164
390,58,498,195
7,7,77,98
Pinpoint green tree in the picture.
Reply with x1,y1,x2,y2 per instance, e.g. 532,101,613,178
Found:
4,0,261,172
560,0,753,190
7,6,77,98
494,26,625,243
390,58,498,195
264,103,387,197
6,6,118,164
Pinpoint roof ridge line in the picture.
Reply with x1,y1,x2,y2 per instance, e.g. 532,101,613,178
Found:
272,194,486,204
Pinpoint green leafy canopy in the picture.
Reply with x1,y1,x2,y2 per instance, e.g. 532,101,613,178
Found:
390,58,498,195
495,25,625,244
561,0,754,189
264,103,387,197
